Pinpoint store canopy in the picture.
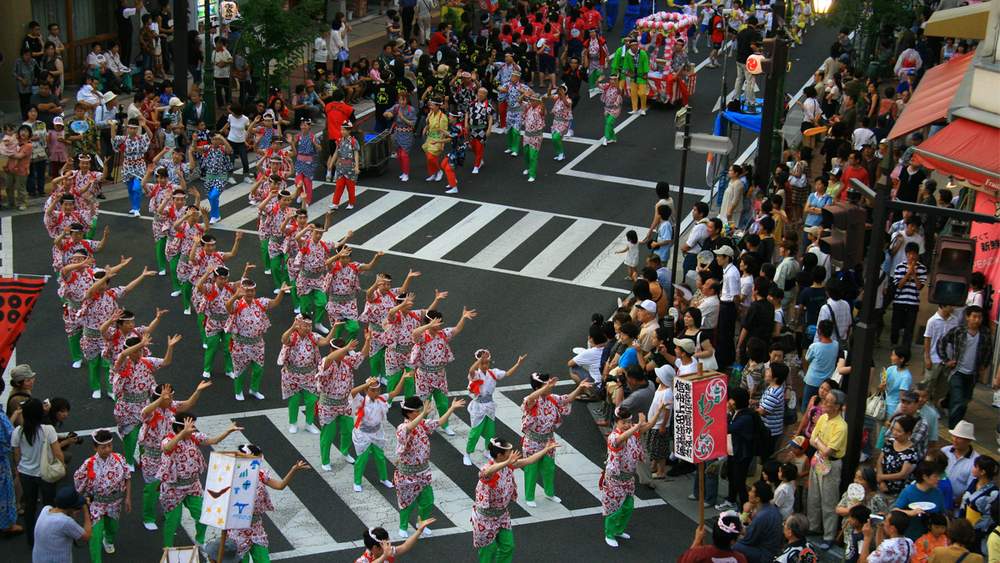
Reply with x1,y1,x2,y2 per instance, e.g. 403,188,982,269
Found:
887,51,974,141
925,2,993,40
913,118,1000,189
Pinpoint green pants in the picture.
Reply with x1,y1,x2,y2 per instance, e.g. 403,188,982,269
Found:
163,494,207,547
386,369,416,399
197,314,207,346
240,544,270,563
121,426,139,467
521,454,555,501
204,332,234,374
168,255,182,292
234,362,264,394
552,131,564,156
260,241,270,271
269,252,288,291
604,495,634,539
156,238,168,272
605,114,617,141
68,332,83,363
589,71,601,89
422,388,450,429
369,347,386,383
333,319,359,344
399,485,434,532
89,516,120,563
142,480,161,524
88,218,98,241
302,289,327,326
320,415,354,465
354,443,388,485
507,127,522,153
87,356,110,393
288,280,300,310
523,146,539,179
478,527,514,563
466,417,496,454
288,390,317,425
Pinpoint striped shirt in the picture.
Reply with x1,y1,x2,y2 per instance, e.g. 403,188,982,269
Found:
760,385,785,436
892,262,928,306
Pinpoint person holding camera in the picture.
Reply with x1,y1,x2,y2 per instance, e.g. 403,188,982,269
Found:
31,487,92,562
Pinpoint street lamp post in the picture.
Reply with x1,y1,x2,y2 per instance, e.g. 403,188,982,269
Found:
203,0,216,121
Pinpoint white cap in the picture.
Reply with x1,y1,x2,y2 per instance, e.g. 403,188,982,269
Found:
638,299,657,313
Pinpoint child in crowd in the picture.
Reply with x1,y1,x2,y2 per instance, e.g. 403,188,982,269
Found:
844,504,870,563
912,513,949,563
926,450,954,512
785,435,809,512
615,230,639,282
774,462,797,519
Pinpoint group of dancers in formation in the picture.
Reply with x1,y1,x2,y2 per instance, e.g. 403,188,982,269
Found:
41,121,659,562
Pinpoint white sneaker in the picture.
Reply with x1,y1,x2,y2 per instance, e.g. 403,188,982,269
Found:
425,175,436,181
202,371,211,379
250,391,265,400
306,424,320,435
715,501,735,511
526,500,537,508
183,308,191,315
602,137,608,146
353,484,363,492
390,152,397,159
170,290,182,297
92,390,101,399
346,204,354,210
628,110,638,115
640,110,647,116
289,424,298,434
693,46,699,53
325,171,332,182
202,343,208,349
511,151,518,157
344,453,355,464
72,360,82,369
127,464,135,473
158,270,166,276
606,537,620,548
322,464,332,471
226,371,235,379
434,171,442,182
422,527,433,537
229,177,238,185
472,167,479,174
381,479,395,488
235,392,245,401
504,148,511,154
615,533,631,540
315,324,329,334
143,522,158,531
463,453,473,466
523,169,529,175
400,174,409,181
274,288,281,295
328,203,338,210
528,177,535,182
554,154,565,161
294,307,301,314
398,528,409,539
442,427,455,436
566,129,574,138
545,495,562,504
444,186,458,194
209,217,220,225
263,270,271,275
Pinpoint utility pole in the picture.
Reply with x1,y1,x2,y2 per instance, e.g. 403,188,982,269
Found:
755,1,789,191
203,0,216,122
172,0,188,101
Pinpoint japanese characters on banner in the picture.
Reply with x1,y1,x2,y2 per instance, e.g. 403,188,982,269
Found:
200,452,261,530
971,190,1000,322
673,369,728,463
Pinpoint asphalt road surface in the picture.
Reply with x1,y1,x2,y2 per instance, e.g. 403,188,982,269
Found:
3,19,837,562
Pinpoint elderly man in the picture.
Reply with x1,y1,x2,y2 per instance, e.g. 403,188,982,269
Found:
774,514,816,563
94,91,119,159
698,278,721,338
807,389,848,550
734,480,784,563
634,299,659,353
941,421,979,513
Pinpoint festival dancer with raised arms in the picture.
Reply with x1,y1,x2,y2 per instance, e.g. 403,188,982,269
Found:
410,306,477,436
464,350,526,466
359,270,419,384
350,371,411,492
72,429,131,562
224,277,289,401
278,314,336,434
316,330,366,470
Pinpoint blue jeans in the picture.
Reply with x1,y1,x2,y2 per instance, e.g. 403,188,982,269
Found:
208,187,221,219
188,64,202,85
26,160,47,195
694,459,721,504
802,384,819,414
126,177,142,211
948,371,975,429
682,253,697,280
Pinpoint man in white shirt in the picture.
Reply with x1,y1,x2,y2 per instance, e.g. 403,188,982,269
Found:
568,324,608,400
851,118,876,150
698,279,721,336
814,278,852,346
680,201,710,280
76,75,103,116
942,421,979,513
635,300,660,353
716,245,740,369
94,91,118,157
922,304,958,410
804,226,831,273
774,241,801,315
212,38,233,108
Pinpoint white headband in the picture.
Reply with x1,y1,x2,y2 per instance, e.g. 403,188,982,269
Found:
91,429,114,445
475,349,490,359
366,527,380,542
488,438,512,450
530,373,546,384
717,512,741,534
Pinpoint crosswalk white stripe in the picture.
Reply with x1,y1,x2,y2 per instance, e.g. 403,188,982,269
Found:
217,204,261,231
520,218,605,279
464,212,551,269
411,204,504,261
321,191,413,237
361,197,460,251
571,227,631,288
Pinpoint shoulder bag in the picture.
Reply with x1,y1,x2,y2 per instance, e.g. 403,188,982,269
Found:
40,425,66,483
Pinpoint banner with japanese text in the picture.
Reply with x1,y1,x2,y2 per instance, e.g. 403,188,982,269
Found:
971,191,1000,322
673,371,728,463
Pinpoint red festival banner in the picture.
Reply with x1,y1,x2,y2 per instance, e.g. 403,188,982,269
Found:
673,368,728,463
0,277,47,373
971,191,1000,322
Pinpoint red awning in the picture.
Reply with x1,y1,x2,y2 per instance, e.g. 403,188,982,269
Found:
912,118,1000,190
887,51,974,141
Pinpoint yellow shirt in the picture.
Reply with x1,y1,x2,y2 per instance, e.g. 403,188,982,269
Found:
813,413,847,458
987,529,999,563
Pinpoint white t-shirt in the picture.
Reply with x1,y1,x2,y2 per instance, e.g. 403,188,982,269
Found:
889,231,924,273
685,220,709,255
571,346,605,383
313,37,329,63
648,387,674,431
212,48,233,79
12,425,57,478
227,114,250,143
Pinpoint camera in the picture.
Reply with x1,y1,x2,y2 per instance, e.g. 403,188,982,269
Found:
66,431,84,445
114,104,128,124
869,514,885,526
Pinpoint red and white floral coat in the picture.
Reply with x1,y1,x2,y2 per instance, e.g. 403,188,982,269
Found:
79,286,125,361
112,356,163,436
196,282,234,337
145,183,175,242
73,452,129,520
324,261,362,321
359,286,401,353
472,462,516,548
138,399,181,483
384,309,423,375
410,327,455,398
58,268,93,336
601,428,645,515
277,331,321,399
393,418,440,510
228,468,275,558
224,298,272,375
520,394,571,458
157,431,209,512
293,238,333,296
315,353,362,425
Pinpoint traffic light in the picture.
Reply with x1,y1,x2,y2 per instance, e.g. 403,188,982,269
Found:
928,236,976,306
759,37,789,78
771,1,786,30
818,202,867,269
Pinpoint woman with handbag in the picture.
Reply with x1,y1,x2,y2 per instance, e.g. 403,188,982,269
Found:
12,398,64,548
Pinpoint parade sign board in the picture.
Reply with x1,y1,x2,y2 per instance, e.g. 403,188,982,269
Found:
972,190,1000,322
673,369,728,463
200,452,261,530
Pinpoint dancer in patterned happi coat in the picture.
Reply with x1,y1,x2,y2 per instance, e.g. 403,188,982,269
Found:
59,251,96,369
112,333,180,470
227,443,309,563
281,208,310,312
499,70,529,155
80,262,154,400
138,381,210,531
466,89,493,174
601,405,655,547
350,372,411,492
422,98,449,183
520,93,545,182
394,395,465,538
250,175,286,270
196,133,233,223
258,185,301,295
410,307,477,435
158,413,241,547
187,232,241,346
331,124,361,210
317,331,368,470
473,437,560,563
353,523,434,563
254,136,293,181
293,222,349,332
385,92,417,181
278,314,335,434
548,86,573,162
289,119,322,204
62,154,103,237
224,277,288,401
72,429,131,563
99,307,161,400
51,222,107,272
163,199,210,314
195,264,248,379
141,165,181,275
384,291,446,399
520,373,593,506
463,350,526,466
598,74,623,145
110,117,153,216
44,193,97,239
359,270,419,384
584,28,610,91
325,245,384,343
155,187,192,286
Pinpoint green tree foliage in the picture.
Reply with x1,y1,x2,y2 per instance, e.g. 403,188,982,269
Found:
825,0,915,67
236,0,324,92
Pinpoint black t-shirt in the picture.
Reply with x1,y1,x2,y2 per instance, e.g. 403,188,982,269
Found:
29,92,61,127
742,298,775,346
372,82,396,124
414,68,435,98
736,27,759,63
23,35,43,62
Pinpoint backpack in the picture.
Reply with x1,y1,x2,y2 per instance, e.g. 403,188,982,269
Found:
749,410,772,458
